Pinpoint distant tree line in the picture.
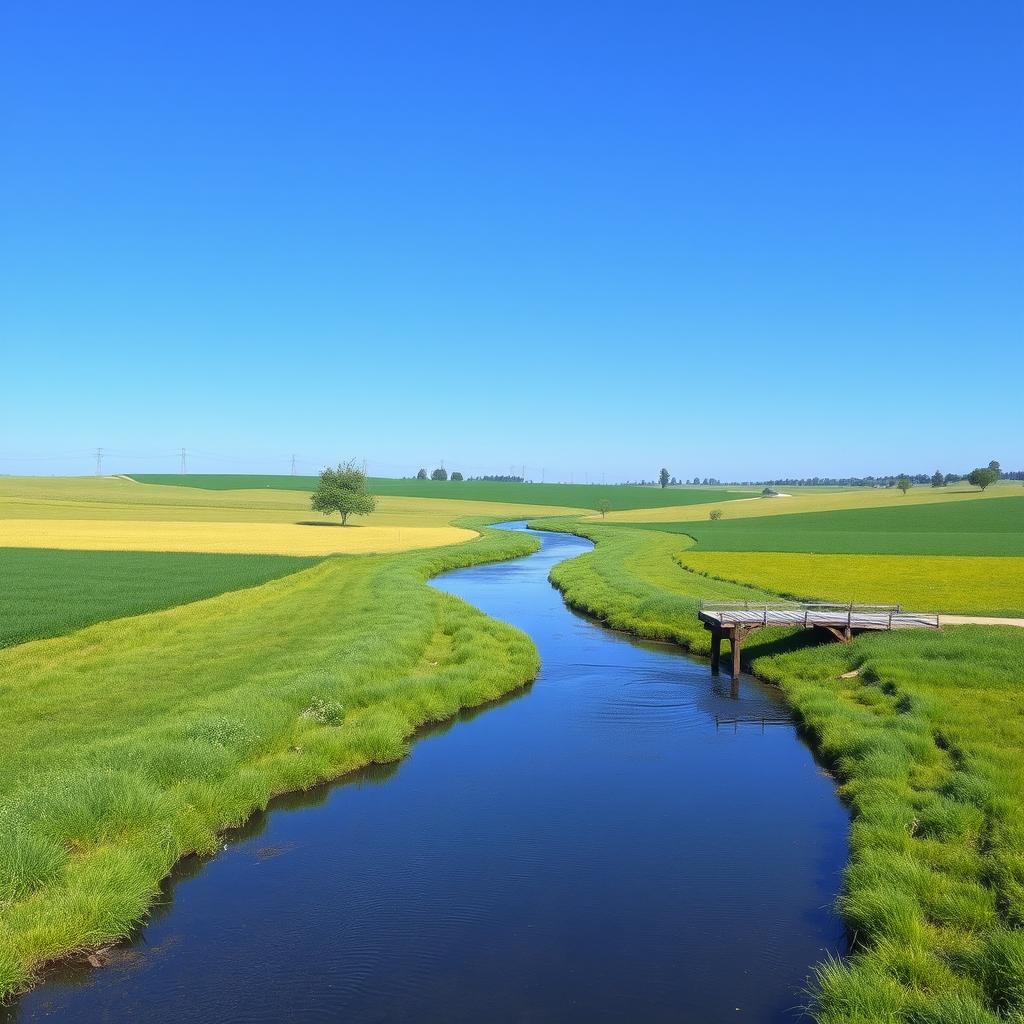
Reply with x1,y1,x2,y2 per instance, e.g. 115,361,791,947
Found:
737,461,1017,489
627,475,723,486
402,461,1020,490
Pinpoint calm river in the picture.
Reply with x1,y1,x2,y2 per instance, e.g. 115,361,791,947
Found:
7,524,848,1023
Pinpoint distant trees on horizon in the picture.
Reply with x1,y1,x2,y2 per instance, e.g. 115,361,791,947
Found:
401,460,1021,488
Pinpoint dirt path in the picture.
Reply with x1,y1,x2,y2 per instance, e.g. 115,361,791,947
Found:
939,615,1024,628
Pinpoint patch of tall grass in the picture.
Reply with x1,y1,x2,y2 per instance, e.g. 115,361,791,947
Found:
0,521,540,999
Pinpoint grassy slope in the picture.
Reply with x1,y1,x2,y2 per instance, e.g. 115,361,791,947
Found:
0,548,320,648
678,552,1024,618
625,495,1024,556
528,518,1024,1023
602,483,1020,523
0,522,540,998
0,477,585,524
129,473,751,511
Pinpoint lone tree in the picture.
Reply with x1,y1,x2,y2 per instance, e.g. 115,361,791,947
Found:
431,467,448,481
968,466,999,491
598,499,611,518
659,468,670,489
708,508,722,521
931,470,945,488
897,476,912,495
989,460,1002,477
450,471,464,481
416,468,428,480
310,460,377,526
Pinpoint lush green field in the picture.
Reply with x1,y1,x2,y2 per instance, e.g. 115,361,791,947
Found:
0,522,540,998
0,548,320,648
679,551,1024,618
528,518,1024,1022
130,473,750,511
625,495,1024,557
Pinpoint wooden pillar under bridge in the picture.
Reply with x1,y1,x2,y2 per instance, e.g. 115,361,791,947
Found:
732,626,742,677
710,627,722,673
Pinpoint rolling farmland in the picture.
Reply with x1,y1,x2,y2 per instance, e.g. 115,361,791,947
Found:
600,482,1021,523
628,495,1024,557
130,473,753,511
4,473,1023,1021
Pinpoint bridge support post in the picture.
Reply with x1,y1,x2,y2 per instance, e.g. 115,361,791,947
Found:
710,627,722,673
731,627,742,677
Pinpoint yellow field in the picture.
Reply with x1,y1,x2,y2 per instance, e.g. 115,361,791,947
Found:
678,550,1024,616
600,482,1017,524
0,518,476,556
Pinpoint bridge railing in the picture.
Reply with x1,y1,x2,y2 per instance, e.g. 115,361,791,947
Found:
698,599,903,614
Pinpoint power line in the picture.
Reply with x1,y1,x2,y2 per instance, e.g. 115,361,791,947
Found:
180,448,187,474
95,447,103,476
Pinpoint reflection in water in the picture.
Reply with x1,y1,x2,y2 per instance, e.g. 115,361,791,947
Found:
6,524,848,1024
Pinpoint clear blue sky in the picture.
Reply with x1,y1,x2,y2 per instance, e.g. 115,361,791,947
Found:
2,1,1021,481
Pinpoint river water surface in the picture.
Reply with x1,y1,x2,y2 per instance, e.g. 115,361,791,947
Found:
9,524,848,1023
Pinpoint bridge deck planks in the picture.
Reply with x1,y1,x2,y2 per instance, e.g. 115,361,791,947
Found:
697,602,939,676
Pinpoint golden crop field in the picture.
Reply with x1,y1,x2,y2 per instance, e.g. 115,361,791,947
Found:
599,482,1018,524
0,518,477,556
678,550,1024,617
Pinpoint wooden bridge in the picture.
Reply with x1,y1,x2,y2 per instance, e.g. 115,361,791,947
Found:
697,601,940,676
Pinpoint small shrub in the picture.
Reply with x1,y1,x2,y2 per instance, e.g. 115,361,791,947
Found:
300,697,345,726
708,508,723,521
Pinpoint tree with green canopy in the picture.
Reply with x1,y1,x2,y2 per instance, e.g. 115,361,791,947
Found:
310,460,377,525
968,467,999,491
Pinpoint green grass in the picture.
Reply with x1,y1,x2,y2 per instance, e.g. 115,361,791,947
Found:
527,517,1024,1022
620,495,1024,556
0,548,321,648
0,521,540,998
129,473,750,511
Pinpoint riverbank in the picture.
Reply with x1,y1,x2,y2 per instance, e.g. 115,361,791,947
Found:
0,521,541,999
529,517,1024,1023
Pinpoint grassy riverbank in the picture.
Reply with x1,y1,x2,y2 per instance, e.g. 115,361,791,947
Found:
529,518,1024,1023
0,522,539,999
